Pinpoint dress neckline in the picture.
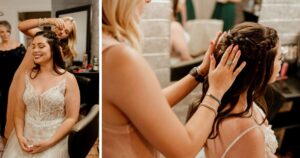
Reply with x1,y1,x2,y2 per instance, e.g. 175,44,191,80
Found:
0,44,23,52
26,75,66,96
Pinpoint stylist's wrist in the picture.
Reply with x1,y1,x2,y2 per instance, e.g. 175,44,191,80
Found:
45,18,51,25
207,88,223,103
47,18,55,25
197,65,208,77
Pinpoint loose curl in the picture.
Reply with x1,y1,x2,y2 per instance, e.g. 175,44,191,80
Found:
30,30,66,79
186,22,279,138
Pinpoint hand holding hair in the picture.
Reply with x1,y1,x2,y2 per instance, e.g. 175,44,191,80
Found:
207,44,246,100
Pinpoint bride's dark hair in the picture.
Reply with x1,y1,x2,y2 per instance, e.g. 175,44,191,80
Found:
186,22,279,138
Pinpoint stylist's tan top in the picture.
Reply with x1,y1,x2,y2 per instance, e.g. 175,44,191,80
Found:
102,35,158,158
102,121,158,158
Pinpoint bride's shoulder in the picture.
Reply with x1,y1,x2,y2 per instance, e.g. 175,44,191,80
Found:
219,114,263,139
64,72,81,89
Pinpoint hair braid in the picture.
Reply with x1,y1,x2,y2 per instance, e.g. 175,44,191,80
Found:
186,22,280,138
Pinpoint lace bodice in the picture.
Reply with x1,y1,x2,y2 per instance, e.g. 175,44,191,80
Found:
2,75,69,158
23,75,66,121
262,123,278,157
255,104,278,157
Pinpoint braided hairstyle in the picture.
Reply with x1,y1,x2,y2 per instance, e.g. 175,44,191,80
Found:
30,30,66,79
186,22,279,138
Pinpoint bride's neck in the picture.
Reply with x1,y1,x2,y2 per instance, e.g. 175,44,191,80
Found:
225,91,249,114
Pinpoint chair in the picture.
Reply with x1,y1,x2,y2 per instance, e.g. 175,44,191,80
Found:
75,75,92,113
68,104,99,158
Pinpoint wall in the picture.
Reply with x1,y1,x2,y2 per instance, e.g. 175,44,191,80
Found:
52,0,98,62
259,0,300,45
141,0,171,88
0,0,51,41
90,0,99,60
141,0,202,123
51,0,91,16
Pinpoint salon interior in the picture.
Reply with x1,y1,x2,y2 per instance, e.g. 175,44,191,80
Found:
0,0,99,157
140,0,300,157
1,0,300,157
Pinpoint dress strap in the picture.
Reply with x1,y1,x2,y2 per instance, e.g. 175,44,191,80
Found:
253,103,266,118
24,73,30,85
221,125,259,158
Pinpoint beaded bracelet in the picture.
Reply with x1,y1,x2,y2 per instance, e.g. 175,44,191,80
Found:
206,93,221,105
38,18,41,27
199,103,217,116
38,18,47,27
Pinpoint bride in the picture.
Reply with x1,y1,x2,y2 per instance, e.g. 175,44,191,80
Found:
2,30,80,157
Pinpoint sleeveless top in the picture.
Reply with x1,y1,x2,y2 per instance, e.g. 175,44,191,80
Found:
220,104,278,158
0,44,25,138
102,37,159,158
0,44,25,83
0,44,25,63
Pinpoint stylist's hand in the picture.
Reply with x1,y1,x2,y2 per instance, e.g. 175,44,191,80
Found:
198,32,226,76
48,18,65,30
207,45,246,100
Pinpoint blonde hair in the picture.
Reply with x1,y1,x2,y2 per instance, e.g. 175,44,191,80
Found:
62,16,78,60
102,0,142,51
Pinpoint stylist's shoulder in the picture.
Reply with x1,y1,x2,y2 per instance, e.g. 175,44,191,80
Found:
104,43,146,68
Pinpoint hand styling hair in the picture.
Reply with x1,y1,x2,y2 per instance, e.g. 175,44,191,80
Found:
187,22,279,138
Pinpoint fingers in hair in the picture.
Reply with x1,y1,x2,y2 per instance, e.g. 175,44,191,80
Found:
219,44,233,66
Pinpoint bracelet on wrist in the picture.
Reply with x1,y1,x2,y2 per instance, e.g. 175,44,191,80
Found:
38,18,47,27
38,18,41,27
189,66,205,82
199,103,217,116
206,93,221,105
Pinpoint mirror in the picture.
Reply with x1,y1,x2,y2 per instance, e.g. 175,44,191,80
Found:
56,5,91,63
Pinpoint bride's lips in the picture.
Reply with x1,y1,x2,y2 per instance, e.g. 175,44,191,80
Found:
33,53,42,60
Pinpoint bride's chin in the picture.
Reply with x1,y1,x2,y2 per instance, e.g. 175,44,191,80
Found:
33,60,41,64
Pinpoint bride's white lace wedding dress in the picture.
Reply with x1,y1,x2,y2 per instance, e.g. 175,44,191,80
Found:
2,75,69,158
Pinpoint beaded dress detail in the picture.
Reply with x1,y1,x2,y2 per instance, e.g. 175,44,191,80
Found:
2,75,69,158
